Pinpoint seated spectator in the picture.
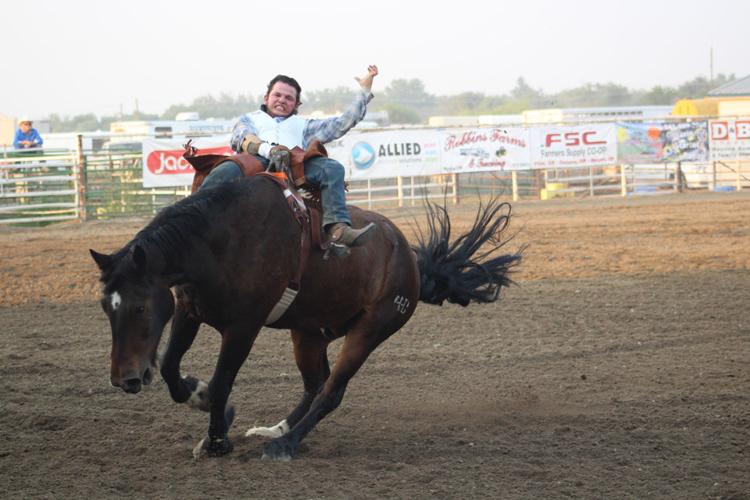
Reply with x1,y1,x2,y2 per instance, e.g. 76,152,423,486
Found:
13,117,43,150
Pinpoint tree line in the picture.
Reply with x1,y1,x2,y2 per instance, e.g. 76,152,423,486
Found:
49,73,735,132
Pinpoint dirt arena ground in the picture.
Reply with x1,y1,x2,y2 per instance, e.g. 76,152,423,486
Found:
1,191,748,499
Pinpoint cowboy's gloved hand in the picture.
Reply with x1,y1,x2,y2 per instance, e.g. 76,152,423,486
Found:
241,134,263,155
268,145,291,173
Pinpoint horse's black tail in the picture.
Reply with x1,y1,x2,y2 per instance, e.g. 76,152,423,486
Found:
412,197,523,307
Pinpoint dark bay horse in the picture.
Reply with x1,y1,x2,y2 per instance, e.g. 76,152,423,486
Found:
90,176,521,460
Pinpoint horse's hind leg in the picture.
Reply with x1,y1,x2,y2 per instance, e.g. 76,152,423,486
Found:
262,330,387,461
247,329,330,438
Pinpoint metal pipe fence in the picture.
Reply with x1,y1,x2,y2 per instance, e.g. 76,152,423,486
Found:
0,150,78,224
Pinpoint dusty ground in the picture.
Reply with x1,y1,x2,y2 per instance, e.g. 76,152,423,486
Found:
1,191,748,499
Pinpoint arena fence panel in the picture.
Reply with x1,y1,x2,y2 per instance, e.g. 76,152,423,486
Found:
0,149,78,225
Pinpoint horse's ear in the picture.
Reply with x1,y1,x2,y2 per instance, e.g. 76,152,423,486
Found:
90,249,112,270
131,245,147,272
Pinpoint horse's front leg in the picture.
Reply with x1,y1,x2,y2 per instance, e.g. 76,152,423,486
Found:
159,304,203,405
195,322,261,458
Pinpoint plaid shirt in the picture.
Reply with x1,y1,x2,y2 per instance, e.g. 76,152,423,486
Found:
230,89,373,153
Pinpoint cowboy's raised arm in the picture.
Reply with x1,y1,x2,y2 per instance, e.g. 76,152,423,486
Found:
302,65,379,147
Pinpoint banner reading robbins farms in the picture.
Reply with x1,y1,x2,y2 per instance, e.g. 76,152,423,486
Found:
142,136,231,187
529,124,617,168
440,127,531,171
709,119,750,160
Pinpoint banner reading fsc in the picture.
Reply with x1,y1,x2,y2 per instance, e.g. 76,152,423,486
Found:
142,136,231,187
530,124,617,168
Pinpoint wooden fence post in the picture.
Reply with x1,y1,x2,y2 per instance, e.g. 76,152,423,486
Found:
710,161,716,191
511,171,518,201
75,134,88,222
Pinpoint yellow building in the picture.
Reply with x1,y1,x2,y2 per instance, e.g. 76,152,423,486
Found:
672,74,750,117
672,97,750,116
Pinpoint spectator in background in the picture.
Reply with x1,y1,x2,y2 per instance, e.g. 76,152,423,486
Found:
13,117,43,149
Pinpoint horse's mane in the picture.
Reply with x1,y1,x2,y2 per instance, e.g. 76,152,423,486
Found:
100,180,256,292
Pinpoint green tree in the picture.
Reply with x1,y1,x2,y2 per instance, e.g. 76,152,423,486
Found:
675,73,735,99
161,93,259,120
44,72,746,132
636,85,678,105
435,92,506,115
375,78,435,121
377,103,421,124
303,86,357,114
49,113,100,132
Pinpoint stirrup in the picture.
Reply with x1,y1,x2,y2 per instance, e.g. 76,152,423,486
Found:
323,242,351,260
328,222,376,247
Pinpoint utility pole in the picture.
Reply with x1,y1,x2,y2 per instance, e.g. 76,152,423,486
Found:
710,46,714,82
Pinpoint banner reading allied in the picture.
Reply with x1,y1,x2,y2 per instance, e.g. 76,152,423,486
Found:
342,129,442,180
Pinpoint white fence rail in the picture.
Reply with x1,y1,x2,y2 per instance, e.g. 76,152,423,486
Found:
347,175,458,209
0,152,79,224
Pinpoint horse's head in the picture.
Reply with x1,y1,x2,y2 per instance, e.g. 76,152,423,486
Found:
90,245,175,394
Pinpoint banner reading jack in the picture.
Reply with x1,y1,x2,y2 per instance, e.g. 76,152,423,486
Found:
530,124,617,168
142,136,231,187
440,127,531,171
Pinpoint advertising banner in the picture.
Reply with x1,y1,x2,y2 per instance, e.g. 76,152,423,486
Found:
343,129,442,180
142,135,231,187
440,127,531,171
617,121,709,163
709,119,750,160
529,124,617,168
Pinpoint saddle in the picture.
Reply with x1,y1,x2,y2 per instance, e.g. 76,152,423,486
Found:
185,139,328,194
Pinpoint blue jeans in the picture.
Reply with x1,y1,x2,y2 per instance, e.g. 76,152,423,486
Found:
198,155,351,227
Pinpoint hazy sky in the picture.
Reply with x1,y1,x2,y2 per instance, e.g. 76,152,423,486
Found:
2,0,749,119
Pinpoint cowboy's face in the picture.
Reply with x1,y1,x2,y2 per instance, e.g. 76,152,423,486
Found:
264,82,299,118
20,122,31,132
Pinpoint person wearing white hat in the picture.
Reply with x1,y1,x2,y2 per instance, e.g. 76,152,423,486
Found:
13,117,44,150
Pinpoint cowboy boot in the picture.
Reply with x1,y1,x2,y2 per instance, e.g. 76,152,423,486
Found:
328,222,376,247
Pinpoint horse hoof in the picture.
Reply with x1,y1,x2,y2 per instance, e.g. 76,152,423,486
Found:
203,436,234,458
261,439,294,461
